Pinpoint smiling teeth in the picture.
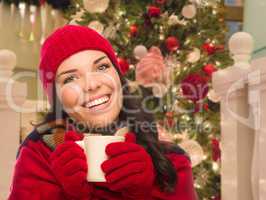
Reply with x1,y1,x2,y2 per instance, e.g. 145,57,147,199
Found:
85,95,109,108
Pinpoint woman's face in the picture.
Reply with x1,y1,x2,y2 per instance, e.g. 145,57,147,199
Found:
55,50,122,129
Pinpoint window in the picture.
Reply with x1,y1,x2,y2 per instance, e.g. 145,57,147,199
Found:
225,0,243,38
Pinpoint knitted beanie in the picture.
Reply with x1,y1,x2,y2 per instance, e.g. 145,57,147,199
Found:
39,25,120,105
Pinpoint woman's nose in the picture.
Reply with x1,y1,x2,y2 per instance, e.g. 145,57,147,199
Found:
82,73,101,92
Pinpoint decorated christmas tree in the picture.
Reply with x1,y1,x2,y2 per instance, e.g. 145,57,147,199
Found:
63,0,233,199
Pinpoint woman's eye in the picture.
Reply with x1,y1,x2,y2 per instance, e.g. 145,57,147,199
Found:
63,75,78,84
97,64,110,71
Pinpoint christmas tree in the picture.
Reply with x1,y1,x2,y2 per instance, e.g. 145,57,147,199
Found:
64,0,233,199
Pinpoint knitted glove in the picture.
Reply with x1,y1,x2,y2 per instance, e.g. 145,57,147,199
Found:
50,130,93,199
101,132,155,200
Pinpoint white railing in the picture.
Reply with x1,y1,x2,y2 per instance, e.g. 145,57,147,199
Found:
213,32,266,200
0,49,26,199
0,48,49,198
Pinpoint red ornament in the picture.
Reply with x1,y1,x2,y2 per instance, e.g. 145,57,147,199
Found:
147,6,161,18
194,102,209,112
165,111,174,127
194,102,201,113
202,43,216,55
129,24,138,37
202,75,211,83
215,44,224,52
165,36,180,52
165,117,174,128
158,120,164,126
156,0,166,4
181,73,209,102
212,195,221,200
40,0,46,5
202,43,224,55
117,57,129,75
203,103,209,111
202,64,217,76
211,138,221,161
166,111,174,118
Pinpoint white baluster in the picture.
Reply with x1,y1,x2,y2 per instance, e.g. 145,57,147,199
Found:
0,49,16,80
213,32,254,200
0,49,26,199
249,56,266,200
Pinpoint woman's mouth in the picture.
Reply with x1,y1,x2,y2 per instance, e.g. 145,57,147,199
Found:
82,94,111,111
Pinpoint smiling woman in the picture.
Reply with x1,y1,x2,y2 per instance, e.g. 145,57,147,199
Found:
8,25,197,200
55,50,123,129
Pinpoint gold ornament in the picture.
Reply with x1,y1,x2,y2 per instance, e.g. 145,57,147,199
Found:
187,48,201,63
194,113,204,125
182,4,197,19
152,83,169,98
88,20,104,34
83,0,109,13
157,123,175,142
133,45,148,60
202,121,213,133
179,139,205,167
70,10,85,24
168,14,187,26
189,0,201,5
127,80,140,93
103,24,117,39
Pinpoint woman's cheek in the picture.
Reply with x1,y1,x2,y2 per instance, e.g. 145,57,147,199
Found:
58,84,83,108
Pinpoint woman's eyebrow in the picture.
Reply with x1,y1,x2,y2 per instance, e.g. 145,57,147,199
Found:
56,69,77,79
93,56,107,64
56,56,107,79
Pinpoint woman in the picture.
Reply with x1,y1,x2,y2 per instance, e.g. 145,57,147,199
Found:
8,25,197,200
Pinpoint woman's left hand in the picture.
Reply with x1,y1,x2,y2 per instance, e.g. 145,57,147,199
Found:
101,133,155,199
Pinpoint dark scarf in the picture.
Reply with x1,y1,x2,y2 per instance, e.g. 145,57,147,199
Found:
36,117,129,151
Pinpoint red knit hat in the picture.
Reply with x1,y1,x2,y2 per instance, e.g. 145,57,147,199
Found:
39,25,120,105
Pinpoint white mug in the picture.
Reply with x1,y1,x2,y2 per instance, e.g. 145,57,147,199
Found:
76,134,125,182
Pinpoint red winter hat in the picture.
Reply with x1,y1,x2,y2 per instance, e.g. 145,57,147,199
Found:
39,25,120,105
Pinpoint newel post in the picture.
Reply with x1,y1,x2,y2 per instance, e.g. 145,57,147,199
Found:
213,32,254,200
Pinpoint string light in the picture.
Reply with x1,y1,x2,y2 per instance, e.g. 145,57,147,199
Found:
215,61,221,66
194,183,201,189
173,134,179,140
159,34,165,40
29,5,37,42
185,38,191,45
212,162,219,171
118,10,125,16
181,114,191,122
18,2,26,38
125,18,130,25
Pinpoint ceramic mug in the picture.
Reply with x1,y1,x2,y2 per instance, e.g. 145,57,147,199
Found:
76,134,125,182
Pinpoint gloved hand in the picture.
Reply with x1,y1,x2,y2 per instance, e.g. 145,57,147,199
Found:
101,132,155,200
136,46,167,86
50,130,93,199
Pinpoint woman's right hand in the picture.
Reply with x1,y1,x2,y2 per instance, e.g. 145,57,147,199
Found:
50,130,93,199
